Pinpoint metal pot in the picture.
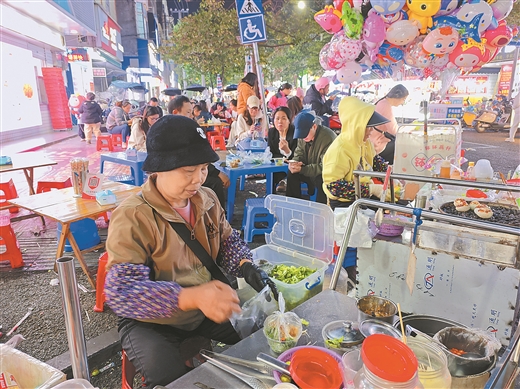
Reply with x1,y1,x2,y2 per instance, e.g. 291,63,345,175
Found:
356,296,397,324
393,314,467,336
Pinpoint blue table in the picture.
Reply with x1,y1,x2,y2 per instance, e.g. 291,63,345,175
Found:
100,152,147,186
223,162,288,222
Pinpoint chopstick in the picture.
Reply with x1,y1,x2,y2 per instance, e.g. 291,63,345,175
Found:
397,303,406,345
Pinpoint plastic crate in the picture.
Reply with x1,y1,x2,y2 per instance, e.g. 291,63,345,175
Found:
252,195,333,311
0,344,66,388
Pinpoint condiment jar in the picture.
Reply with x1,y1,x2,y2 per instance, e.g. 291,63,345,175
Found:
466,162,476,180
354,334,423,389
405,338,451,389
439,160,451,179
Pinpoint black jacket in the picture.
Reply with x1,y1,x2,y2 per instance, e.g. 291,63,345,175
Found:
78,101,103,124
303,85,333,117
267,125,297,159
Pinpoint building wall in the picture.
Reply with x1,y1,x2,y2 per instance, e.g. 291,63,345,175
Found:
117,0,139,56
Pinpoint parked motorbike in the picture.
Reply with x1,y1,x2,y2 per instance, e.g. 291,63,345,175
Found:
473,98,512,133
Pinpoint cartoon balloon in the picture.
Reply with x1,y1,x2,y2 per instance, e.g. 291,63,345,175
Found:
456,1,495,34
422,26,459,55
483,20,516,48
433,14,483,43
386,20,420,45
341,1,364,39
314,6,344,34
377,41,405,63
407,0,441,34
448,39,490,73
404,36,433,68
336,62,363,84
380,10,409,24
490,0,514,21
370,0,406,15
362,11,386,60
319,43,335,70
436,0,463,16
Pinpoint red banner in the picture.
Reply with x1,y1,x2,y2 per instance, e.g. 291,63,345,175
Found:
498,64,513,96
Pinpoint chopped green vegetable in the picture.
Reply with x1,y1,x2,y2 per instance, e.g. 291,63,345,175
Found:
269,264,316,284
301,318,309,326
325,336,345,349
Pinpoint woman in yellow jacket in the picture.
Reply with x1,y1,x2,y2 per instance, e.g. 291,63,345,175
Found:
322,97,390,210
237,72,258,115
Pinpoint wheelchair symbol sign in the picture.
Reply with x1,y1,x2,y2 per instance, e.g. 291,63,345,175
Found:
239,15,266,44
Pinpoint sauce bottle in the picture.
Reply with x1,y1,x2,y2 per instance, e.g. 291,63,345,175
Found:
466,162,475,180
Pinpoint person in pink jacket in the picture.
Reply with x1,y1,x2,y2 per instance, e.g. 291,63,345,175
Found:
268,83,292,111
369,84,409,164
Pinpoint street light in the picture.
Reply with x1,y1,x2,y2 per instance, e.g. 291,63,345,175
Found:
297,1,306,9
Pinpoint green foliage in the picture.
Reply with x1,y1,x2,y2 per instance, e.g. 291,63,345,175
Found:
160,0,325,86
505,5,520,27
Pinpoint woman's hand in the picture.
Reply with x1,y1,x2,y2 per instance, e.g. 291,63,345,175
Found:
279,139,290,154
178,280,241,323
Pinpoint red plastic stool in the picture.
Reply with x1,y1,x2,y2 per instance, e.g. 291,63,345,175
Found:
210,136,226,151
122,350,138,389
206,130,220,143
36,178,72,194
0,179,19,214
0,220,24,269
97,135,114,151
111,134,123,147
93,252,108,312
221,126,230,139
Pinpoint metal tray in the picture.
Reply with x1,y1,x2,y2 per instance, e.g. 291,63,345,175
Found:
439,201,520,227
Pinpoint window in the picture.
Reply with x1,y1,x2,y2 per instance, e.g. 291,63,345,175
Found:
135,3,147,39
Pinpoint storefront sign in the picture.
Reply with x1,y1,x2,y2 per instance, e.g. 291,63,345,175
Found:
447,75,489,95
92,67,106,77
96,6,123,61
66,48,89,62
498,64,512,96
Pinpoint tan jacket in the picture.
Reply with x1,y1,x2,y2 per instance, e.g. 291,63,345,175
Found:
106,175,233,329
237,82,256,115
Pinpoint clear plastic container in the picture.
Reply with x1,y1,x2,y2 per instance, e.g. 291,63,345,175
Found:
354,334,423,389
474,159,494,181
406,338,452,389
251,195,334,311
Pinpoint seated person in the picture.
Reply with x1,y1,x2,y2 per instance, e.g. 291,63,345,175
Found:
286,110,337,204
105,115,277,387
322,97,390,210
106,100,132,147
168,98,230,208
233,95,268,147
267,107,298,192
193,104,214,126
147,97,164,117
128,106,162,152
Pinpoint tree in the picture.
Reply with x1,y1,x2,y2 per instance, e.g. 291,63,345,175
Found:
505,5,520,27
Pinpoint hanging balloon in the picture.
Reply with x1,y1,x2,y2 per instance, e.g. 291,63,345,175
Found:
341,1,364,39
389,60,406,81
483,20,516,48
369,0,406,15
422,26,459,55
377,41,405,63
490,0,514,21
319,43,335,70
406,0,441,34
380,10,409,24
433,14,483,43
404,36,434,68
386,20,420,46
314,5,344,34
448,39,491,73
330,32,363,63
362,11,386,60
438,68,461,99
456,1,496,34
336,62,363,84
436,0,464,16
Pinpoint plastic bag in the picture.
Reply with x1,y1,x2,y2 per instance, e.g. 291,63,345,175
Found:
237,147,273,165
263,294,303,354
334,207,378,248
230,285,278,339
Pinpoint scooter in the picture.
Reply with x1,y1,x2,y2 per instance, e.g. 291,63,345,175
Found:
473,99,512,133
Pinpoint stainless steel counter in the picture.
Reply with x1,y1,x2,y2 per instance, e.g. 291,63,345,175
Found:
166,289,357,388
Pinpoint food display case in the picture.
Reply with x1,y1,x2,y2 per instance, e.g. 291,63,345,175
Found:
331,171,520,387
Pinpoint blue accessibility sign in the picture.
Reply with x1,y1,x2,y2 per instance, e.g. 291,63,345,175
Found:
238,15,266,44
236,0,264,17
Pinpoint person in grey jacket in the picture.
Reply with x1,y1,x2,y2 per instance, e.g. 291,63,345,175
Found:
78,92,103,144
286,110,337,204
106,100,132,147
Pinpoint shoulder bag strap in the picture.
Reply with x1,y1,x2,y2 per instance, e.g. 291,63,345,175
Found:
168,221,231,286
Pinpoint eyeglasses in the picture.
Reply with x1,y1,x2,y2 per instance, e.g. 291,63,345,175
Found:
249,106,259,111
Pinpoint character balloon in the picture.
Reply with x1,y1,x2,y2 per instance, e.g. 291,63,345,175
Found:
314,6,344,34
456,0,496,34
489,0,514,21
433,14,483,43
378,41,405,63
422,26,459,55
482,20,518,61
341,1,364,39
436,0,463,16
386,20,420,46
330,32,363,64
69,94,85,117
336,61,363,84
370,0,406,15
448,39,490,73
404,36,434,68
406,0,441,34
363,12,386,61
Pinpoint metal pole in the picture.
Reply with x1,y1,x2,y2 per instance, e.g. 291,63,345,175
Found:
252,42,269,128
56,256,89,380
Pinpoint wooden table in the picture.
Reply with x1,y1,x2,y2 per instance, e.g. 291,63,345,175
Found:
0,152,57,195
9,181,141,288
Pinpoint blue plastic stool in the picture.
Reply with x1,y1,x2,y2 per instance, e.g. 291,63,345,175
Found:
57,218,101,252
241,197,274,243
301,182,317,202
